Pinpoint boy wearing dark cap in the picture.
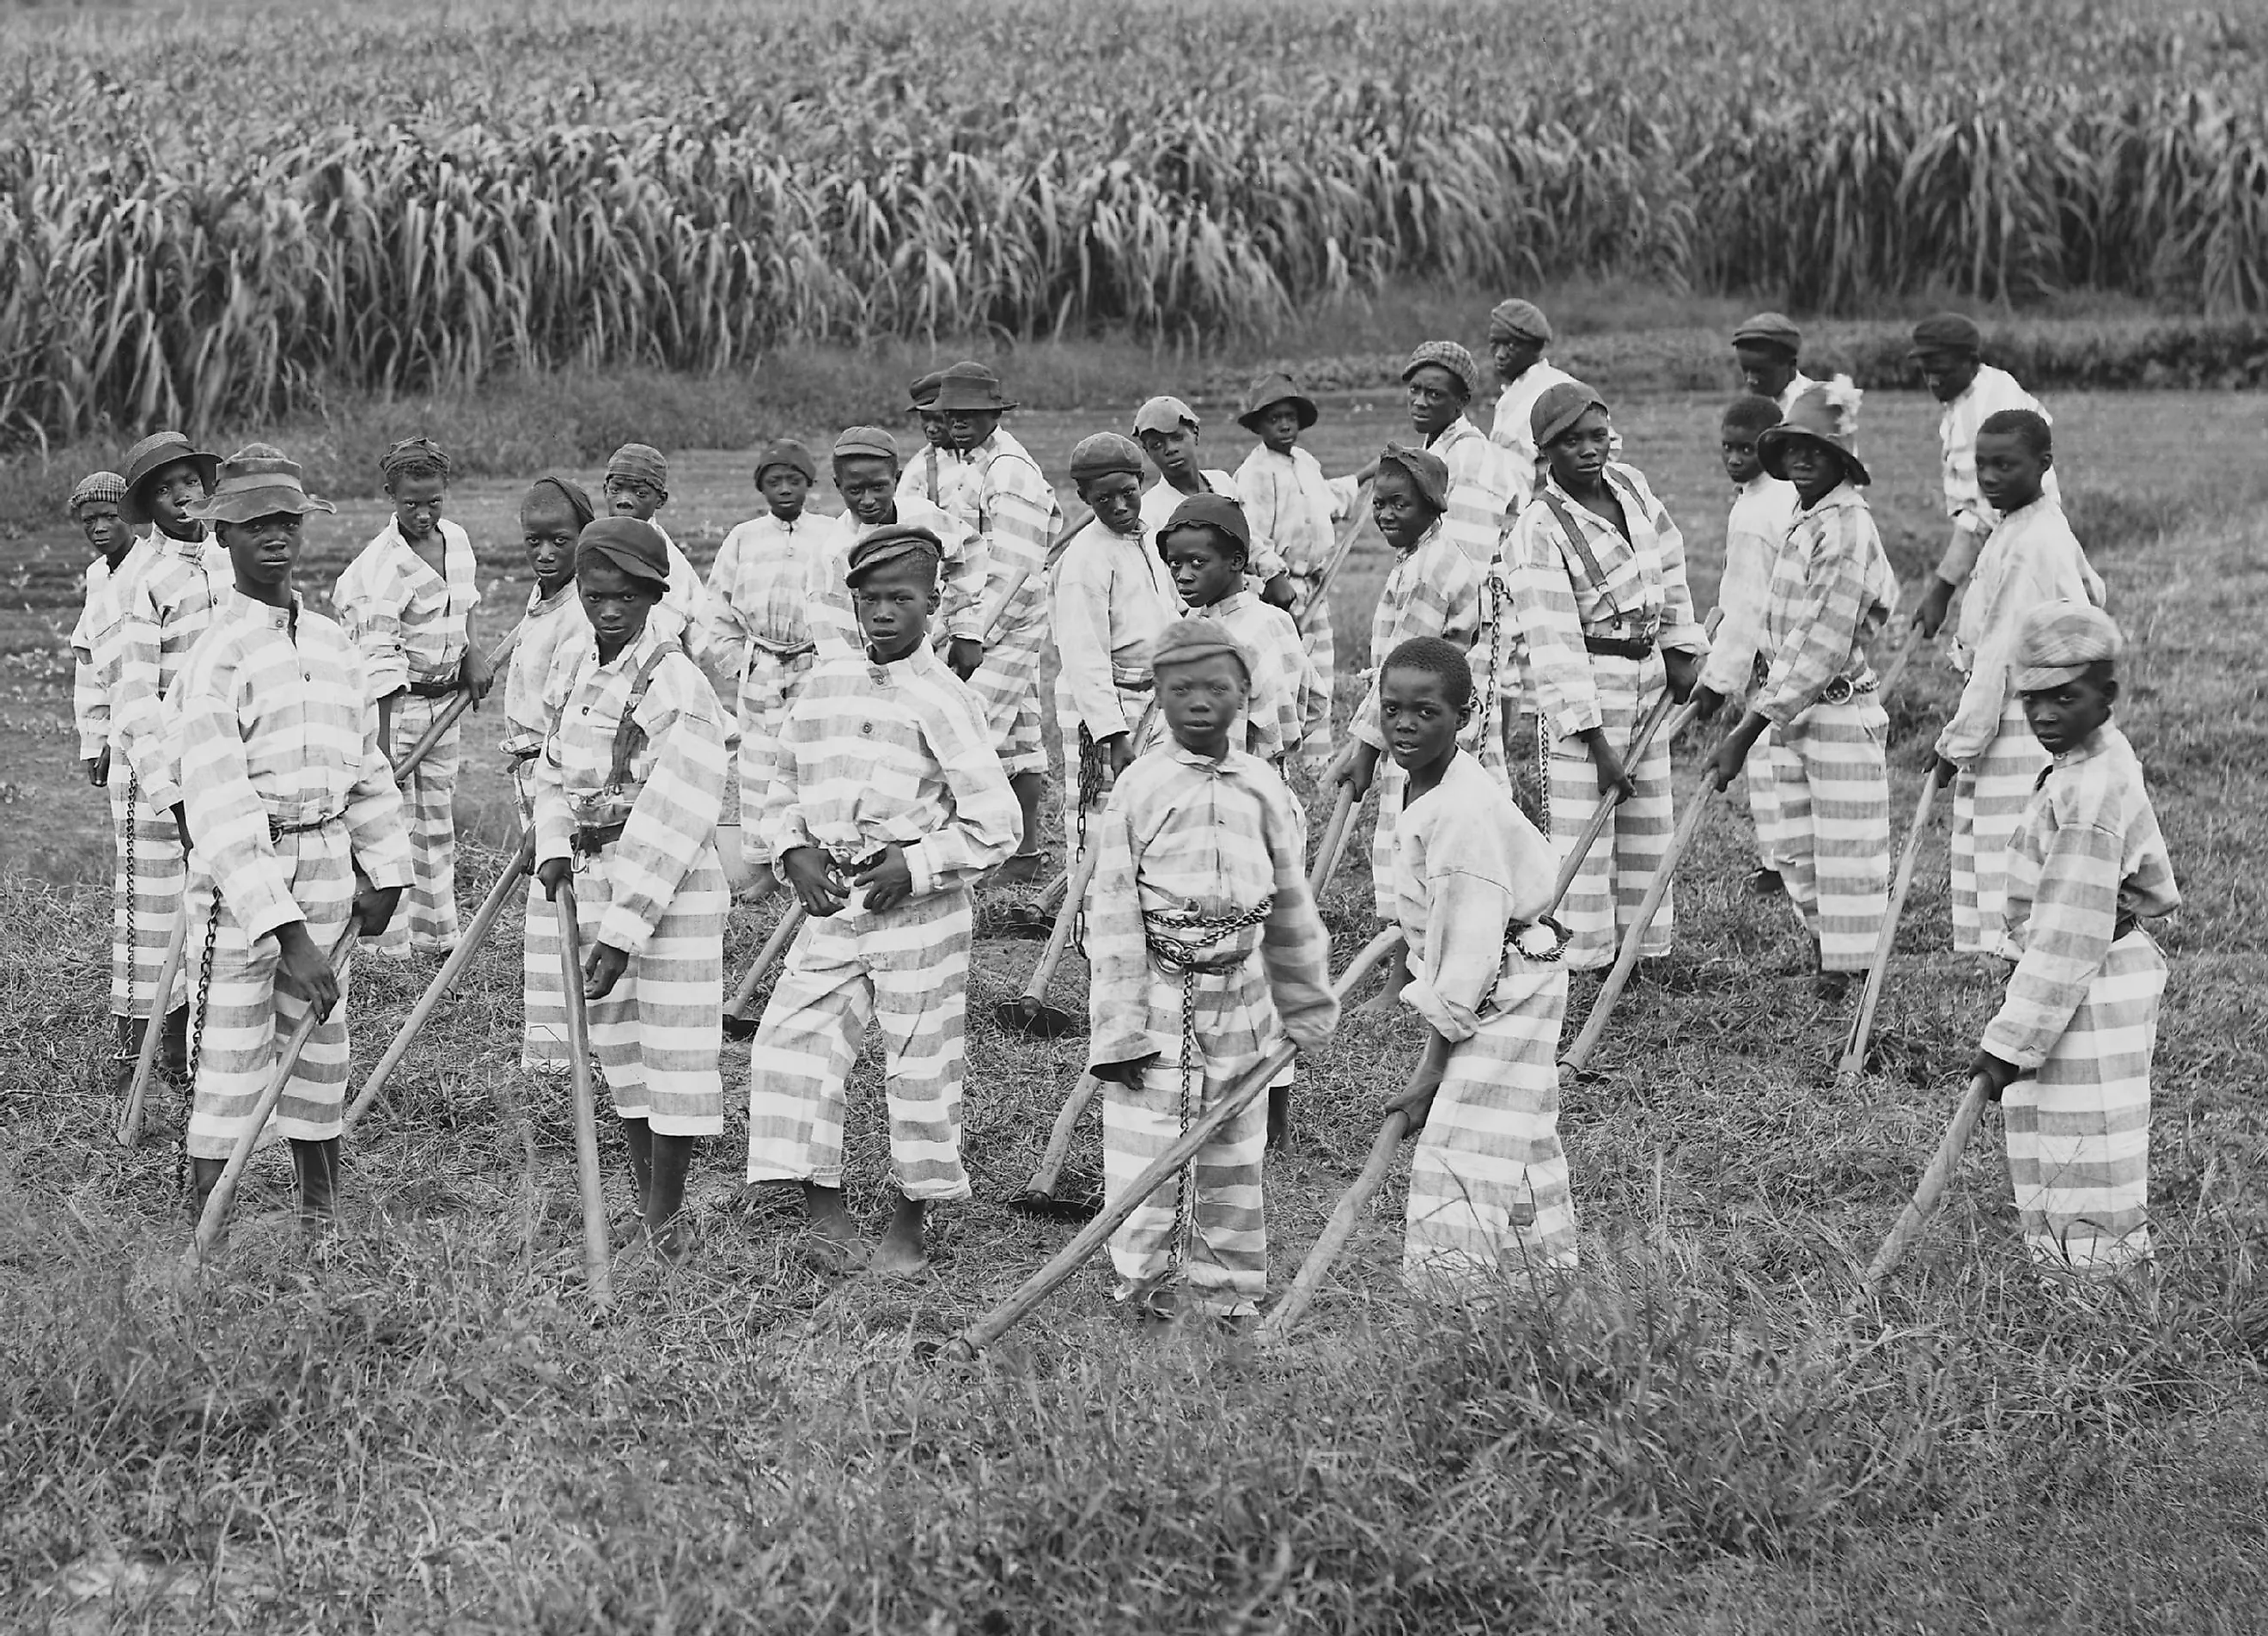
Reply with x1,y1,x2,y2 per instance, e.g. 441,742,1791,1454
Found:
173,446,409,1242
1401,340,1522,570
1729,313,1815,412
332,436,487,960
1085,616,1337,1321
1485,300,1588,510
596,443,709,645
808,425,985,669
534,516,731,1261
1968,601,2175,1276
1159,494,1315,769
1131,396,1292,606
745,527,1019,1276
898,372,967,516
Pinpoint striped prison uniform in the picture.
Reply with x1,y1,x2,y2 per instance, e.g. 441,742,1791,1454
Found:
71,536,156,1019
1983,724,2178,1273
1490,361,1621,512
175,589,411,1159
533,624,730,1136
1699,473,1802,873
693,509,830,805
1138,469,1289,584
637,522,709,650
899,441,970,517
1752,483,1899,971
1435,414,1532,731
1427,416,1521,571
1180,589,1315,769
956,429,1061,780
505,581,587,1072
1085,746,1336,1316
1389,749,1576,1291
804,498,987,663
1509,465,1706,970
1350,524,1486,918
1939,496,2105,957
332,519,481,957
1232,444,1362,770
113,529,229,1022
1932,366,2059,591
744,644,1018,1200
1049,513,1174,835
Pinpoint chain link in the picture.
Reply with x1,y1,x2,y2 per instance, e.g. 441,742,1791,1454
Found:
176,888,221,1199
120,769,137,1053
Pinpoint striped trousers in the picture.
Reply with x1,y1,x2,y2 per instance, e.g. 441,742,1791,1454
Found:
2003,931,2164,1273
1405,963,1576,1294
183,827,355,1160
512,759,570,1072
1106,1053,1271,1317
1287,576,1334,774
966,620,1048,779
745,885,973,1200
1052,675,1154,844
566,842,727,1136
1741,728,1782,872
735,647,816,805
1546,651,1674,970
108,770,186,1020
1951,697,2047,957
373,693,460,957
1756,697,1890,972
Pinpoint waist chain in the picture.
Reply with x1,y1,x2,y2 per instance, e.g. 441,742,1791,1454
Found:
268,808,345,843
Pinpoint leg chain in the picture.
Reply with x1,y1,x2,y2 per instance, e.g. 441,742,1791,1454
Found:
176,888,221,1199
120,769,137,1051
1168,962,1199,1279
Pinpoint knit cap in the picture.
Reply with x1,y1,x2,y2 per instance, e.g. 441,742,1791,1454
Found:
70,471,127,515
2012,601,2121,693
753,438,817,485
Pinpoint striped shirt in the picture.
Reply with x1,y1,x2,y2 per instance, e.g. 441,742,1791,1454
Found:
1428,415,1521,569
756,642,1017,899
1050,516,1177,741
694,509,829,692
1182,589,1312,765
1982,724,2179,1070
174,589,412,943
1084,744,1338,1074
332,518,481,699
1349,524,1485,750
639,522,706,650
1753,483,1899,729
503,581,588,762
805,496,988,659
534,624,729,956
955,429,1060,639
70,540,154,760
1140,469,1289,583
899,443,970,516
1935,365,2059,587
1489,359,1585,510
1509,463,1707,739
1230,445,1360,579
114,530,229,811
1938,497,2105,765
1699,474,1802,699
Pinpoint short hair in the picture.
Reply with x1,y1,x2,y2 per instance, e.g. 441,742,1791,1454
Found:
1721,395,1783,438
1978,407,2052,460
1380,636,1472,711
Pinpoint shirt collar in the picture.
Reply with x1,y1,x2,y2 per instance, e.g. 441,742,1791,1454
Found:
1797,481,1866,516
224,585,302,629
1168,741,1240,774
529,580,579,617
591,620,665,674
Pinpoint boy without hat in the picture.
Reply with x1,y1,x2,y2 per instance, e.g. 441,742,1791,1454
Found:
1131,395,1295,609
332,436,488,960
1506,381,1708,974
1967,602,2177,1276
745,528,1020,1277
172,446,409,1246
1699,380,1897,998
1084,617,1337,1322
533,517,732,1262
1728,313,1815,413
807,425,988,670
598,443,711,648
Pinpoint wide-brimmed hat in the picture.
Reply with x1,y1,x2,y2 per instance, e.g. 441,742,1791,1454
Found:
1731,312,1802,357
1235,371,1318,434
184,444,336,525
1400,340,1480,402
929,361,1017,413
1758,377,1871,487
119,432,221,527
907,370,943,411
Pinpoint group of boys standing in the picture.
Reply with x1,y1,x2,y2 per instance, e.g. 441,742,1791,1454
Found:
65,299,2176,1303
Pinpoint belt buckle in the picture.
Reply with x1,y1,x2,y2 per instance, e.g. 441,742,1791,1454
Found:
1822,675,1854,705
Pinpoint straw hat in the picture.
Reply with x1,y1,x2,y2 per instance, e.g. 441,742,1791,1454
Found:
119,432,221,528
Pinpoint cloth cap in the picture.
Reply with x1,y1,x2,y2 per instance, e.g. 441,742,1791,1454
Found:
1159,493,1252,559
185,443,337,525
1149,614,1251,682
1486,299,1552,345
119,432,221,527
1757,375,1872,487
576,516,669,589
1731,312,1802,357
846,524,943,586
2012,601,2122,693
1908,311,1984,358
1400,340,1480,401
525,473,595,530
1375,441,1451,513
1235,371,1317,433
929,361,1016,412
379,436,452,480
1068,431,1146,485
832,426,899,467
907,370,943,410
753,438,817,485
1132,395,1200,437
1530,380,1609,450
70,471,127,515
605,443,669,491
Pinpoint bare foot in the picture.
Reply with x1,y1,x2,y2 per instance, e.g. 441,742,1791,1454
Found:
802,1181,865,1270
1355,953,1411,1018
873,1193,930,1278
994,852,1046,886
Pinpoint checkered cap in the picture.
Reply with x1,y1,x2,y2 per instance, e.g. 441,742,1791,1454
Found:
2012,601,2121,693
70,471,127,514
1400,340,1479,400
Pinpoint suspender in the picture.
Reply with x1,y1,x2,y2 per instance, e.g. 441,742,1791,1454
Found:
605,646,673,794
1539,492,1622,620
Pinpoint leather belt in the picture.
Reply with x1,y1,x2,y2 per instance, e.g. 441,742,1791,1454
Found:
1819,675,1879,705
406,672,460,698
1583,634,1655,660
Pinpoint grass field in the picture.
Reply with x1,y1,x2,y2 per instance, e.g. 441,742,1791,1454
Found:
3,378,2265,1630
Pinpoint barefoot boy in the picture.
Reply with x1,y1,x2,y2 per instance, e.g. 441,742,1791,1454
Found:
745,527,1019,1275
1085,617,1337,1320
173,446,409,1240
1968,601,2176,1275
1375,636,1575,1290
534,517,730,1261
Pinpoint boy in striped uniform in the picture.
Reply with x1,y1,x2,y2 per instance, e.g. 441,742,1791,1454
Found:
332,437,490,959
807,425,986,668
746,527,1019,1277
1331,443,1488,1012
1508,381,1706,974
1970,602,2176,1276
1085,618,1337,1322
173,447,409,1241
1375,637,1575,1291
1401,341,1522,570
1729,313,1816,414
1158,495,1314,770
1932,411,2103,963
595,443,706,644
1133,396,1294,607
1485,301,1589,509
534,518,730,1261
1703,380,1896,999
112,432,226,1086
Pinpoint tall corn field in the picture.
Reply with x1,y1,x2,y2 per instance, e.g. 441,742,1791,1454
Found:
0,0,2260,447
